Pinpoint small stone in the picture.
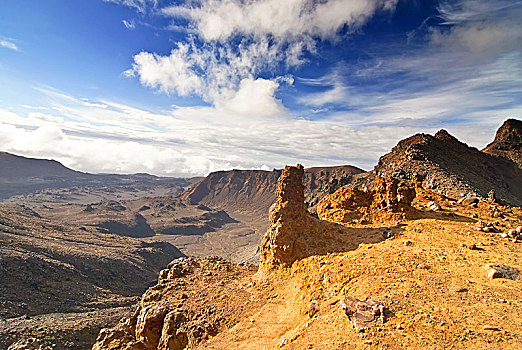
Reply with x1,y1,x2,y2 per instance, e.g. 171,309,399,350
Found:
483,264,519,280
482,325,500,331
307,301,319,317
461,197,479,205
403,240,413,246
471,213,478,218
396,323,404,330
340,296,386,331
507,229,517,238
516,226,522,234
426,201,441,211
500,232,509,238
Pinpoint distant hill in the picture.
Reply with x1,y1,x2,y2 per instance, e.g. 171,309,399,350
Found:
0,151,193,201
0,152,90,181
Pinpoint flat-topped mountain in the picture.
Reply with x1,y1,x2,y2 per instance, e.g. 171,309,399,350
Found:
482,118,522,167
0,152,85,180
181,169,281,215
373,127,522,206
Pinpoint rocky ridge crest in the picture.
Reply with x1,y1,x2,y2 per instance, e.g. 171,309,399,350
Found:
372,127,522,206
482,118,522,168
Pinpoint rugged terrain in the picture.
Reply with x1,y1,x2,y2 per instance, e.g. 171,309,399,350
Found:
0,204,184,349
0,152,194,204
93,165,522,349
372,128,522,206
2,119,521,349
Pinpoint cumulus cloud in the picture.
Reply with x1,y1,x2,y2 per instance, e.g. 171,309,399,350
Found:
217,78,287,118
0,39,19,51
126,44,204,96
124,0,399,116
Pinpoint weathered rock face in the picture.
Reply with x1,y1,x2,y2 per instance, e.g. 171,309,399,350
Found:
482,118,522,168
316,177,417,225
259,165,307,269
92,257,258,350
258,165,382,271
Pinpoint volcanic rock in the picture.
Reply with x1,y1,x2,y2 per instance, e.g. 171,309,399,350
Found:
372,125,522,206
483,264,519,280
340,296,387,332
482,119,522,168
92,257,259,350
426,201,441,211
316,177,417,225
258,165,358,270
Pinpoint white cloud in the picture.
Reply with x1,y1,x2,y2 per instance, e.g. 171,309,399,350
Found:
0,81,514,178
217,78,287,118
436,0,517,24
104,0,157,12
431,0,522,57
162,0,398,42
127,44,204,96
125,38,294,116
302,84,347,106
122,19,136,29
0,39,19,51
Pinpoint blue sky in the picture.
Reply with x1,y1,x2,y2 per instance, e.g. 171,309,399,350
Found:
0,0,521,176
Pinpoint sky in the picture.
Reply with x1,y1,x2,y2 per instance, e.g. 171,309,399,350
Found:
0,0,521,177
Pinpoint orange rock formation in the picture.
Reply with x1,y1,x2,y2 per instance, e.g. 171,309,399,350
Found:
317,177,417,225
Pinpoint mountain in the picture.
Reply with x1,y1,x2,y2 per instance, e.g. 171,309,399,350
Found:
372,128,522,206
181,169,281,216
482,118,522,168
181,165,365,214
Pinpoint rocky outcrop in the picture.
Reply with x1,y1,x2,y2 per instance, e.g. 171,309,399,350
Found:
259,165,377,270
316,177,417,225
92,257,258,350
482,118,522,168
372,127,522,206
